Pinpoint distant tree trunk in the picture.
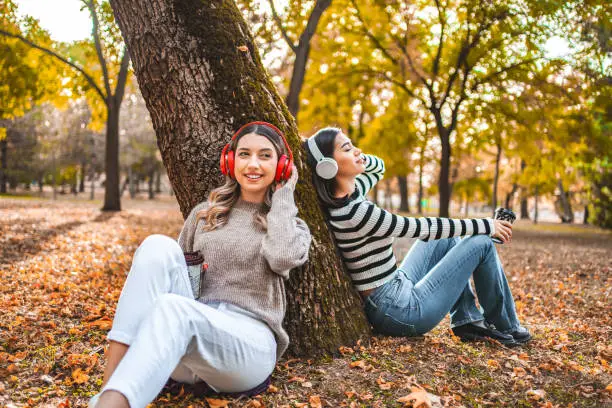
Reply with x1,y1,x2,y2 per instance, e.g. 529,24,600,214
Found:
51,171,57,200
128,167,136,199
71,173,78,196
38,176,43,193
372,184,379,205
148,171,155,200
80,162,86,193
436,122,452,217
492,140,502,210
110,0,370,357
583,205,589,224
418,163,424,214
0,139,7,194
505,182,518,209
120,174,129,196
397,175,409,212
533,184,539,224
557,179,574,223
464,196,468,217
155,170,162,193
384,179,392,209
519,160,529,219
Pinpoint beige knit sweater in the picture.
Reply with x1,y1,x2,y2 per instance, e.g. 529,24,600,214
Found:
177,185,311,359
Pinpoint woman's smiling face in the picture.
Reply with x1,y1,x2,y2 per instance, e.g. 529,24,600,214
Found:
332,132,365,178
234,133,278,203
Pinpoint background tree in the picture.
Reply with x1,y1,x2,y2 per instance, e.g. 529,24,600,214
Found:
0,0,130,211
338,0,575,217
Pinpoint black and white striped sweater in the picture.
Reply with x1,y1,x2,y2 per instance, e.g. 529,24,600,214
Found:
327,154,496,291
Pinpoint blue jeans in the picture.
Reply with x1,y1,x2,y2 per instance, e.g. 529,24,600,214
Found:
364,235,521,336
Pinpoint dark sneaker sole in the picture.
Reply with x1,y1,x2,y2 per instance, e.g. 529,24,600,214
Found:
512,334,532,344
454,332,518,346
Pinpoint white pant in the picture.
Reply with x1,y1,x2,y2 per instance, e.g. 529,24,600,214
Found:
102,235,277,408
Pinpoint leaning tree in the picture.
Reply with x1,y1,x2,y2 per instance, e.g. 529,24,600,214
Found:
108,0,370,356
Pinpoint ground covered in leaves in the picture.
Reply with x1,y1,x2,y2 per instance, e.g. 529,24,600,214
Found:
0,197,610,407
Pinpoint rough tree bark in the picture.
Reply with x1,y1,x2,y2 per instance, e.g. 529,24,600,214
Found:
109,0,370,357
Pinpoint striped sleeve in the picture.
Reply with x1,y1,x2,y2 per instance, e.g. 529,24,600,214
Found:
329,200,495,241
355,154,385,197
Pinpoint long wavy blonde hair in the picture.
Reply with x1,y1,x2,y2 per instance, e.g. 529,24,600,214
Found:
197,123,288,231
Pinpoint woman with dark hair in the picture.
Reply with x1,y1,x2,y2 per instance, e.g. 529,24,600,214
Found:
303,127,530,346
90,122,311,408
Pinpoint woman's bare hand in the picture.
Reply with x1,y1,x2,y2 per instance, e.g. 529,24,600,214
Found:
492,219,513,244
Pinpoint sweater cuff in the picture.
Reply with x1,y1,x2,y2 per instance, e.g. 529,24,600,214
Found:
487,218,496,237
271,185,298,214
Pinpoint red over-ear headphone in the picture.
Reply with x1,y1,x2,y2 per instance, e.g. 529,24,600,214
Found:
219,121,293,182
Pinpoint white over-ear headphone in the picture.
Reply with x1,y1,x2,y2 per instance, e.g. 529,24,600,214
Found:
307,136,338,179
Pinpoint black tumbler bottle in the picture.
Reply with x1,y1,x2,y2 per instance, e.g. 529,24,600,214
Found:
492,207,516,244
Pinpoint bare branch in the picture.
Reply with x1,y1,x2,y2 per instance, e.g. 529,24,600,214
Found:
379,3,435,99
0,29,107,104
84,0,112,99
432,0,446,76
440,10,509,109
268,0,297,51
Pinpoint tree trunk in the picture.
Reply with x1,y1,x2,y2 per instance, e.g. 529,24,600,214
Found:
436,123,451,217
155,170,162,193
505,182,518,210
492,141,502,210
397,175,409,212
110,0,370,357
520,194,529,219
372,184,379,205
128,168,136,199
120,174,129,197
418,163,424,214
583,205,589,224
71,172,78,195
556,179,574,223
384,179,392,210
90,173,95,200
533,184,539,224
102,99,122,211
148,170,155,200
519,160,529,219
0,139,7,194
80,162,86,193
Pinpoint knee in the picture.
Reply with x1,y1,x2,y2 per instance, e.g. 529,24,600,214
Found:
140,234,182,254
133,234,183,265
464,234,494,253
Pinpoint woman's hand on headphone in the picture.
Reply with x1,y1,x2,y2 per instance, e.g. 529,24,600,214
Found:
275,165,298,192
